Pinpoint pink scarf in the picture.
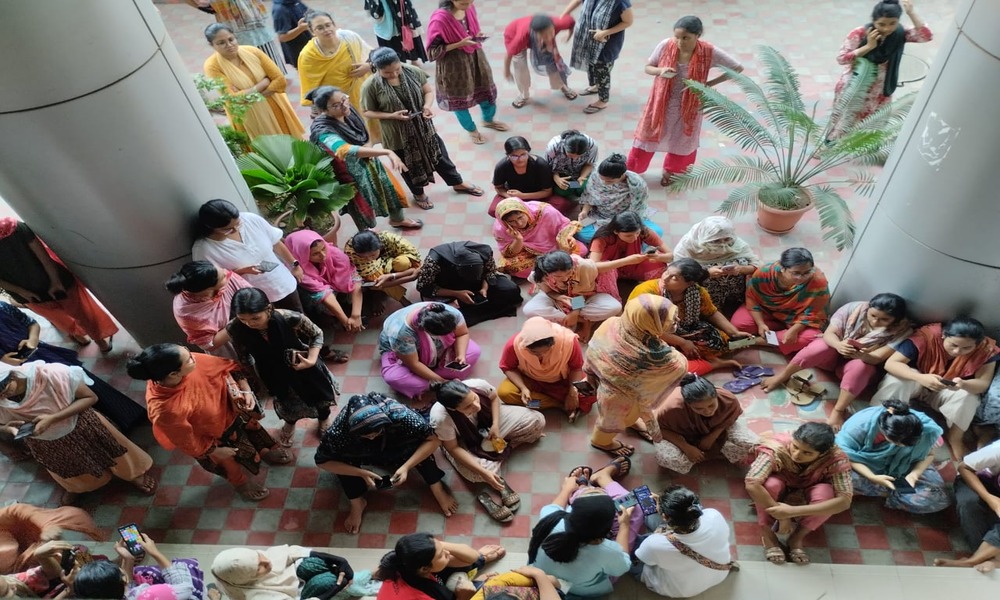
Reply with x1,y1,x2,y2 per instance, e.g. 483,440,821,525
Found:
0,363,82,440
285,230,357,297
426,5,481,55
172,271,251,349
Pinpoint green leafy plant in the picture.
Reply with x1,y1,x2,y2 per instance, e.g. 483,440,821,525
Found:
667,46,915,250
217,125,251,157
194,74,265,127
237,135,356,228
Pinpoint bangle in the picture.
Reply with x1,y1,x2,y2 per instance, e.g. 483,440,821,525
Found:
390,273,396,281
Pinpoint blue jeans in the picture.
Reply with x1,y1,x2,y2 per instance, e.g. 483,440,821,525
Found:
454,101,498,132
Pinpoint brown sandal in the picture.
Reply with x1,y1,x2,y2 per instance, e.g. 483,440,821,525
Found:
499,478,520,510
477,492,513,523
237,481,271,501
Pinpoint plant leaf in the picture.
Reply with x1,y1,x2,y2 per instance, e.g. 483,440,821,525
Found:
667,156,780,193
717,182,768,217
251,183,288,197
756,45,806,113
685,80,780,153
821,57,877,140
250,135,297,171
806,185,856,250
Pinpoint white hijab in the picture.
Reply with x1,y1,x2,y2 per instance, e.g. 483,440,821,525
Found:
672,216,758,265
211,545,310,600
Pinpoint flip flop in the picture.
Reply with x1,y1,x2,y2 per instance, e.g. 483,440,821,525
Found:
723,377,760,394
561,87,578,101
591,441,635,458
413,195,434,210
579,86,599,96
627,425,654,443
469,130,487,145
788,548,810,564
511,98,528,109
389,218,424,230
482,121,511,132
583,104,606,114
591,456,631,483
568,465,593,485
454,184,484,197
738,365,775,378
763,538,787,564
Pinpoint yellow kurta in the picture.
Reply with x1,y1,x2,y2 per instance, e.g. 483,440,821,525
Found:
297,31,380,140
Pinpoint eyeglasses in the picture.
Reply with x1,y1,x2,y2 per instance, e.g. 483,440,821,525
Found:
508,153,530,161
333,96,350,110
785,267,815,278
217,219,242,235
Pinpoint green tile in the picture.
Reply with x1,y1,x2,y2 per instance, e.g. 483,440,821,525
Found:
197,508,230,530
265,466,295,488
823,524,860,549
859,549,895,565
250,508,283,531
158,465,194,486
886,526,920,550
218,530,250,546
162,529,194,544
284,487,315,509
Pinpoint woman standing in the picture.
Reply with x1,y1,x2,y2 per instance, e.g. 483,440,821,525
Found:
363,48,484,209
430,379,545,522
365,0,428,64
563,0,634,114
344,230,421,313
167,261,252,360
426,1,509,144
587,295,688,457
589,212,670,284
286,229,365,337
190,0,286,72
627,16,743,185
672,216,759,315
0,363,156,505
128,344,290,501
227,288,339,447
305,85,422,231
492,199,585,279
192,199,306,312
415,241,522,327
630,259,748,375
203,24,305,140
829,0,931,138
576,154,661,244
498,317,585,421
836,400,951,514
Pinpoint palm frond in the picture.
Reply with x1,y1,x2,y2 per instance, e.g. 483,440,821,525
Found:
822,58,878,139
805,185,856,250
685,81,780,154
725,67,785,137
847,170,879,196
717,182,770,217
667,156,781,193
756,46,806,113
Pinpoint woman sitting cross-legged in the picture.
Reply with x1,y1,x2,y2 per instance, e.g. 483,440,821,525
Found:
836,399,952,514
344,230,421,316
286,229,365,341
416,241,523,327
315,393,459,534
934,437,1000,572
212,545,353,600
630,259,748,374
762,293,913,430
672,216,759,315
225,288,340,447
167,261,252,360
872,316,999,460
375,533,507,600
524,250,636,341
430,379,545,523
498,317,585,422
562,458,644,552
489,136,570,217
745,422,853,565
634,485,736,598
653,374,759,474
576,154,663,245
527,473,632,598
731,247,831,355
492,198,586,279
378,302,481,403
546,130,598,207
128,344,292,502
589,212,670,287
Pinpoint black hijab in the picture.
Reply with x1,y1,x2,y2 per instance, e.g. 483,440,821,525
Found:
310,107,370,147
860,23,906,97
428,242,490,286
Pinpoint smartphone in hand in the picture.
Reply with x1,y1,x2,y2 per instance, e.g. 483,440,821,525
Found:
14,346,37,361
633,485,658,516
118,523,145,556
257,260,279,272
445,361,471,372
567,180,582,190
572,380,596,396
614,493,638,512
569,296,586,310
376,476,394,490
846,339,866,350
939,378,957,387
469,293,488,305
14,422,35,440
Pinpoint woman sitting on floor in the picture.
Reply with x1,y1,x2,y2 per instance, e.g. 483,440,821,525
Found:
344,230,421,315
745,422,853,565
653,374,759,474
315,393,459,534
672,216,759,315
430,379,545,523
576,154,662,244
375,533,507,600
872,316,999,460
498,317,585,422
489,136,567,217
286,228,365,337
732,247,831,356
545,130,598,207
836,399,952,514
378,302,481,402
562,458,643,552
630,258,748,374
167,261,252,360
213,545,353,600
416,241,522,327
935,437,1000,572
589,212,671,287
527,473,632,598
634,485,736,599
762,293,913,430
0,503,101,574
492,198,586,279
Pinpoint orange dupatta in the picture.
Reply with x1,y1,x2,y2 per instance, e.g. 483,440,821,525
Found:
513,317,579,383
634,39,715,142
911,323,1000,379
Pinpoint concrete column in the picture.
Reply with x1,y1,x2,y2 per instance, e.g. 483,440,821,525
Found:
0,0,255,345
832,0,1000,326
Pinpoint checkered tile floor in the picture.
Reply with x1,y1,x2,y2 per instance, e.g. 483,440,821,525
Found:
1,0,965,566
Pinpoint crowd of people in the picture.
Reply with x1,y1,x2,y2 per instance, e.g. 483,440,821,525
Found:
4,0,1000,599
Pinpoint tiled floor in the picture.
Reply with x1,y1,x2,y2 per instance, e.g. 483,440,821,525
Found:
1,0,970,569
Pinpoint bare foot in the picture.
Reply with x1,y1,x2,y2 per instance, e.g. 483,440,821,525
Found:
760,374,787,393
976,559,999,573
708,358,742,373
430,483,459,517
826,409,848,432
369,294,387,317
344,497,367,534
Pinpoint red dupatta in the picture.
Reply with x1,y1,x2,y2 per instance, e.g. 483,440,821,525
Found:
635,39,714,143
911,323,1000,379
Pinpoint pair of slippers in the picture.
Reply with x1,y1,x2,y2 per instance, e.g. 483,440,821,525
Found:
723,365,775,394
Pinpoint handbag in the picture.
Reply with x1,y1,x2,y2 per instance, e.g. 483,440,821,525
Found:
399,0,415,52
665,531,739,572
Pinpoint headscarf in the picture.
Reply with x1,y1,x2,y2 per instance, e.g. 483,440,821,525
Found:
512,317,578,383
860,23,906,97
285,229,357,297
315,393,431,463
0,362,90,440
426,4,481,55
427,242,489,284
745,262,830,330
212,545,307,600
672,216,758,265
309,108,369,147
910,323,1000,379
579,171,649,226
829,301,911,350
635,38,715,143
836,405,942,480
527,494,615,563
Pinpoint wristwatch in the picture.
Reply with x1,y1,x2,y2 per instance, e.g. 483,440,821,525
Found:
291,260,300,268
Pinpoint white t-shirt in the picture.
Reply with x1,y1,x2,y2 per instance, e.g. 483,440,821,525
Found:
192,212,296,302
964,440,1000,472
429,379,495,443
635,509,732,598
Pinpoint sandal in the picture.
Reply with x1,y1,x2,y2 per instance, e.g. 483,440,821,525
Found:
321,347,350,363
592,456,631,483
511,97,528,109
469,130,487,145
627,425,654,443
477,544,507,563
763,538,787,564
499,478,520,511
236,481,271,501
476,493,513,523
660,173,672,187
568,465,593,485
130,471,158,495
788,548,810,564
482,120,510,132
97,337,114,353
453,184,484,197
70,334,92,346
583,104,606,114
579,86,599,96
278,423,296,448
560,86,578,101
389,218,424,230
591,441,635,458
264,446,293,465
413,195,435,210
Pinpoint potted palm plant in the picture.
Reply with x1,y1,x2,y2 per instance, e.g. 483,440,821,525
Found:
667,46,914,250
237,134,357,234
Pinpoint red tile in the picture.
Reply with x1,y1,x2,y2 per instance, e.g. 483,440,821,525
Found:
225,509,257,530
727,479,748,498
257,488,289,509
302,531,333,547
279,510,311,532
532,452,563,472
855,525,890,549
504,514,532,538
358,533,386,548
915,528,953,552
119,506,149,527
733,521,762,546
891,550,927,566
444,513,476,536
246,530,277,546
291,468,319,488
186,468,216,486
879,505,913,527
825,507,855,525
829,548,864,564
152,485,183,507
170,507,203,530
203,485,237,507
702,498,732,520
192,529,221,544
501,472,532,492
389,511,419,534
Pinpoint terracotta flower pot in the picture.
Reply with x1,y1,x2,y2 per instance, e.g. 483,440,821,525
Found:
756,185,814,235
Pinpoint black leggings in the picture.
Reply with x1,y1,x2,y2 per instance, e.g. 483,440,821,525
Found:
338,454,445,499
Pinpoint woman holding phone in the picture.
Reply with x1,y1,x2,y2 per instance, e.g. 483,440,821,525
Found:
498,317,586,421
672,216,759,315
492,199,586,279
415,241,522,327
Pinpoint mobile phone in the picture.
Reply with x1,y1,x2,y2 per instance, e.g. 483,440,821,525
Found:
614,493,638,512
14,422,35,440
567,180,582,190
764,330,780,346
645,248,658,255
660,70,677,78
284,349,305,366
527,398,541,409
408,112,421,119
847,339,866,350
14,346,37,361
722,264,738,273
361,281,377,288
376,476,394,490
256,260,279,272
118,523,144,556
469,293,488,305
893,478,916,494
445,361,471,372
572,380,596,395
60,548,76,575
633,485,658,516
570,296,586,310
473,34,489,42
939,378,956,387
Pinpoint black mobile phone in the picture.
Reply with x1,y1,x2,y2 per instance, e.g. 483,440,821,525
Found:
614,493,638,512
893,478,916,494
14,346,37,361
572,380,596,396
60,548,76,575
444,361,471,372
14,422,35,440
567,180,582,190
473,34,489,42
939,378,957,387
118,523,144,556
257,260,279,272
376,476,394,490
633,485,658,516
469,293,488,305
527,398,541,409
645,248,658,255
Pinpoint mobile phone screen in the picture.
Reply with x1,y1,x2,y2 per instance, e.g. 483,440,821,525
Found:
572,380,596,395
614,493,638,512
257,261,279,272
570,296,586,310
470,293,488,305
764,330,780,346
527,398,541,409
633,485,658,516
445,361,471,371
15,422,35,440
568,180,582,189
376,476,394,490
939,378,956,387
118,523,144,556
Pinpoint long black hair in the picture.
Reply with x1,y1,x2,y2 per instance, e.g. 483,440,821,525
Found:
878,399,924,446
376,534,451,600
527,494,615,563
